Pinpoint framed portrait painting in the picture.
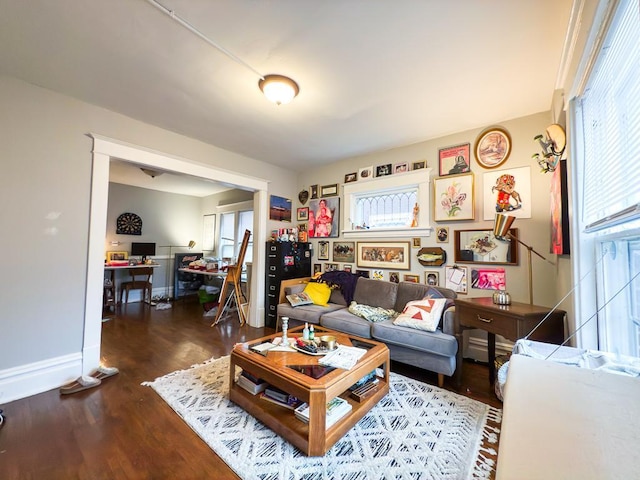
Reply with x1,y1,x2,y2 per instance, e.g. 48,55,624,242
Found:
433,173,475,222
308,197,340,238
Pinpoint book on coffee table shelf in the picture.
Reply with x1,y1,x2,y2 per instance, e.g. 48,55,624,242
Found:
236,371,268,395
294,396,353,429
260,387,300,410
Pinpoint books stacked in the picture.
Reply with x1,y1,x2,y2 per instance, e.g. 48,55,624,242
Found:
294,397,352,429
236,371,268,395
260,386,300,410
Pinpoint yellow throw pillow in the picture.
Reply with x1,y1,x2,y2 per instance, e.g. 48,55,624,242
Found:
302,282,332,306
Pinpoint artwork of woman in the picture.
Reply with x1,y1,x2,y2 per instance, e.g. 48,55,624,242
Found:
314,199,333,237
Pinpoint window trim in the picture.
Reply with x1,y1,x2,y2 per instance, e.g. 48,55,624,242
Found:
342,169,432,238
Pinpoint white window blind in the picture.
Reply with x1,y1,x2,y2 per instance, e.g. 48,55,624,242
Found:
580,0,640,231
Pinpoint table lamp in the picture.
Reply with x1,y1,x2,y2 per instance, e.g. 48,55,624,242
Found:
493,213,554,305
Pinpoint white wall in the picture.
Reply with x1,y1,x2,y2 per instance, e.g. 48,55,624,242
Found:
0,75,297,402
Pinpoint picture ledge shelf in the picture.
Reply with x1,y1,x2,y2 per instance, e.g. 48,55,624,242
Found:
342,226,432,239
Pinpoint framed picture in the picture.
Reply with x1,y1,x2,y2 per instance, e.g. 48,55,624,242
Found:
550,159,570,255
454,228,519,265
439,143,471,176
342,264,353,273
317,241,330,260
296,207,309,221
359,166,373,180
403,274,420,283
393,162,409,174
389,272,400,283
356,269,370,278
474,127,512,169
482,166,531,219
425,271,440,286
471,267,506,290
436,226,449,243
325,263,339,272
375,164,392,177
445,265,468,294
356,241,410,270
412,237,421,248
107,251,128,262
332,241,355,263
313,263,322,275
321,184,338,197
372,270,384,280
309,197,340,238
269,195,292,222
344,172,357,183
433,173,475,221
202,213,216,251
310,184,319,199
412,161,426,170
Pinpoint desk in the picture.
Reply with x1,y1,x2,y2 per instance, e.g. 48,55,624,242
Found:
454,297,565,386
178,268,227,277
104,264,160,311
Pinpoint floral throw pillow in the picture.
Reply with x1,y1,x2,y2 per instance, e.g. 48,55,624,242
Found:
393,298,448,331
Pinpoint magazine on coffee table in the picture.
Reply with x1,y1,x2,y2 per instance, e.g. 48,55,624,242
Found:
319,345,368,370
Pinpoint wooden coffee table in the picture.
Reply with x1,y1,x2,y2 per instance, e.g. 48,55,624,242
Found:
229,326,390,456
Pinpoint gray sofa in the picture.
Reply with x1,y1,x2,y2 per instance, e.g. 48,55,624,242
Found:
276,276,458,386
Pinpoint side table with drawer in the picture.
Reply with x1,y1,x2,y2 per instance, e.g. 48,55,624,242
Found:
454,297,565,386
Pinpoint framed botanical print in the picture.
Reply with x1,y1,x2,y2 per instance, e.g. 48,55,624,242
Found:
433,173,474,221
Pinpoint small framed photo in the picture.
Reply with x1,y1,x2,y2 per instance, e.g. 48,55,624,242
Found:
321,184,339,197
393,162,409,174
325,263,339,272
412,161,426,170
356,269,370,278
425,271,440,286
318,241,330,260
359,166,373,180
436,226,449,243
310,184,319,199
296,207,309,221
343,264,353,273
439,143,471,176
372,270,384,280
412,237,421,248
375,164,392,177
313,263,322,275
403,274,420,283
344,172,357,183
107,251,128,262
389,272,400,283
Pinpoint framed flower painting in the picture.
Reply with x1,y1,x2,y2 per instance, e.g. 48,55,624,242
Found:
433,173,475,222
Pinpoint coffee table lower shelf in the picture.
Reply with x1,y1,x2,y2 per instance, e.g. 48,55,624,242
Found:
229,379,389,456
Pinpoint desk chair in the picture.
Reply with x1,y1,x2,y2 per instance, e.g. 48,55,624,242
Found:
212,229,250,326
119,267,153,304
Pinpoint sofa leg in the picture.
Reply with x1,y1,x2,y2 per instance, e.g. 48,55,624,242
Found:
437,373,444,388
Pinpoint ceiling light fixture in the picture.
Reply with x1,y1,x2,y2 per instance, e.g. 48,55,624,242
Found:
140,168,164,178
146,0,300,105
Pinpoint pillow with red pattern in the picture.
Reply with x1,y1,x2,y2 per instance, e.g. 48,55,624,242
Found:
392,298,448,331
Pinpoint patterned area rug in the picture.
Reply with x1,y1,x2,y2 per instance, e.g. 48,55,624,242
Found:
143,356,501,480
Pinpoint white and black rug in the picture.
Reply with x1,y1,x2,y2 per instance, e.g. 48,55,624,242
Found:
143,356,501,480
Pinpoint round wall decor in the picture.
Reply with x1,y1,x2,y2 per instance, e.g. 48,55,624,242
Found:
116,212,143,235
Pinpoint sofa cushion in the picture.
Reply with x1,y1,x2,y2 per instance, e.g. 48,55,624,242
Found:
371,320,458,357
277,302,345,325
303,282,332,306
393,298,447,331
394,282,456,312
353,277,397,310
319,309,373,338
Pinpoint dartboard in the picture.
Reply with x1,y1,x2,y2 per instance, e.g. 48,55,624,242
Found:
116,212,142,235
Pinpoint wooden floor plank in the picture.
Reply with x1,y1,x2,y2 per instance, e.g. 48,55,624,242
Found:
0,299,500,479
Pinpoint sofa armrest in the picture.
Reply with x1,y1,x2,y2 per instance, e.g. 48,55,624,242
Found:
442,306,456,335
277,277,311,304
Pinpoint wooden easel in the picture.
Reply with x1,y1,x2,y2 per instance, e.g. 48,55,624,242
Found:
212,229,250,326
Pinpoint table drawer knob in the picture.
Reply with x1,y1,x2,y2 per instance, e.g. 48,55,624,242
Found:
477,315,493,323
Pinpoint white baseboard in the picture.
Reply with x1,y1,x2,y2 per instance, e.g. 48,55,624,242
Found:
0,352,82,404
464,336,513,363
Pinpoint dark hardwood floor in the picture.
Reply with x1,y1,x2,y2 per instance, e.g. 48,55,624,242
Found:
0,299,501,479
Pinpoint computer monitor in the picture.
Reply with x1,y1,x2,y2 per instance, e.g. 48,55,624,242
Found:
131,242,156,262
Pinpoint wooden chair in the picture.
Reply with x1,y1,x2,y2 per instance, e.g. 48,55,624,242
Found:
119,267,153,304
212,229,250,326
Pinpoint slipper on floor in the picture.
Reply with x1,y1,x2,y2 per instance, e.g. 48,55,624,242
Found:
91,365,119,381
60,375,101,395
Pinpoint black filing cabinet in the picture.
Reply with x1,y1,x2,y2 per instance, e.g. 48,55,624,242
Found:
265,241,312,328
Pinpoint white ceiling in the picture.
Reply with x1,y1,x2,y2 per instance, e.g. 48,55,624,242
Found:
0,0,573,192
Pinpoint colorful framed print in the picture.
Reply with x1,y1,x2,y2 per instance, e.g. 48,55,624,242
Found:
439,143,471,176
403,274,420,283
296,207,309,221
393,162,409,174
474,127,512,169
356,241,410,270
309,197,340,238
107,251,128,262
482,166,531,220
269,195,292,222
389,272,400,283
332,241,355,263
344,172,357,183
433,173,475,221
471,267,506,290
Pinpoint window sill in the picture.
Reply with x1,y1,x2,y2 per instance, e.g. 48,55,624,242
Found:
342,227,432,238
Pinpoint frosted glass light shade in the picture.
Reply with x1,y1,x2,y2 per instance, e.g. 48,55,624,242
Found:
258,74,299,105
